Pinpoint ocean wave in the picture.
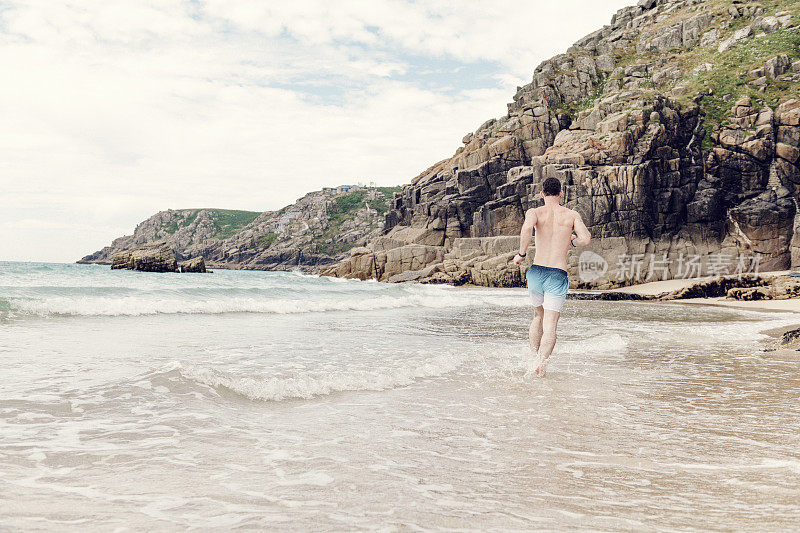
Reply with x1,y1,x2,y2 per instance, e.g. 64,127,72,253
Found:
3,286,527,317
559,332,629,358
0,297,17,320
163,353,470,401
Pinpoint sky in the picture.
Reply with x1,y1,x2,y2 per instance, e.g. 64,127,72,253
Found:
0,0,633,262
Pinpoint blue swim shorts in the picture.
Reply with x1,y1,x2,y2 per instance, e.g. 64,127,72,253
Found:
526,264,569,312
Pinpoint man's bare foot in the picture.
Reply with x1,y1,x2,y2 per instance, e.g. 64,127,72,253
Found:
525,354,547,377
534,356,549,376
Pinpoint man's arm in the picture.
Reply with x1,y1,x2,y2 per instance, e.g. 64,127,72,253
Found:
513,208,536,265
570,212,591,247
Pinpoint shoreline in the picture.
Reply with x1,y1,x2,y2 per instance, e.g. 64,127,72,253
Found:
760,323,800,358
581,270,800,314
582,271,800,351
664,297,800,314
60,260,800,314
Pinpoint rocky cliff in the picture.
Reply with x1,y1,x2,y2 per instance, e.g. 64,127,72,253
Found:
79,186,400,271
324,0,800,289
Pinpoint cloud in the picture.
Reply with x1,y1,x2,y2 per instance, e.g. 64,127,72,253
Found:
0,0,632,262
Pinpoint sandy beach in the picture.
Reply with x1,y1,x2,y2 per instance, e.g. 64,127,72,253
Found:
601,271,800,358
3,262,800,530
601,270,800,314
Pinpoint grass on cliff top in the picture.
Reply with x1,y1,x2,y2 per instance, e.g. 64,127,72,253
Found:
164,210,196,235
329,187,400,220
375,185,402,199
161,208,260,239
707,0,800,18
572,0,799,148
675,26,800,148
312,187,399,256
211,209,261,239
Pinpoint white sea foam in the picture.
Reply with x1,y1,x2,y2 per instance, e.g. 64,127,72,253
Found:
560,332,629,357
7,287,528,317
172,351,471,402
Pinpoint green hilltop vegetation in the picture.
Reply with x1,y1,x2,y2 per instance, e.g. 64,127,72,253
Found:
210,209,262,238
80,184,403,267
163,208,261,240
257,231,278,249
313,186,401,256
161,186,401,256
557,0,800,148
333,187,400,217
688,27,800,147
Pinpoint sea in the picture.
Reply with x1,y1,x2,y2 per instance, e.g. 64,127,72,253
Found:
2,261,800,531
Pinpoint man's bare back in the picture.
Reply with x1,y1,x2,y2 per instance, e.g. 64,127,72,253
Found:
511,178,591,376
513,199,591,272
528,203,586,271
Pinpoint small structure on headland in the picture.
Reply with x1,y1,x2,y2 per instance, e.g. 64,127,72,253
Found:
321,184,362,195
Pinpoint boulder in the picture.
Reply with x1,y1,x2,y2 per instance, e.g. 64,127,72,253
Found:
469,252,522,287
771,276,800,299
387,263,442,283
729,190,795,271
727,276,800,301
756,16,780,34
777,143,800,164
382,244,446,280
719,25,753,53
179,256,207,273
782,327,800,345
112,243,178,273
727,286,770,301
700,28,720,47
765,55,791,80
663,275,768,300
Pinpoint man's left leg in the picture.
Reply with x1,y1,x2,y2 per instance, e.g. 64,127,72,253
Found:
534,310,560,375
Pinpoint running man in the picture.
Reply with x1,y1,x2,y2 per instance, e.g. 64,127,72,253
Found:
512,177,591,376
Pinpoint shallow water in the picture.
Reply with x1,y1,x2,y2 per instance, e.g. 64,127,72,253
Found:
2,262,800,530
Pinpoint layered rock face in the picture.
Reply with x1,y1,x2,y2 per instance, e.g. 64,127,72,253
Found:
111,243,178,273
325,0,800,288
80,187,398,272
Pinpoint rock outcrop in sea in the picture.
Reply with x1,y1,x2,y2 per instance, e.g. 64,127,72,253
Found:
324,0,800,289
111,243,179,272
179,256,207,273
79,186,400,272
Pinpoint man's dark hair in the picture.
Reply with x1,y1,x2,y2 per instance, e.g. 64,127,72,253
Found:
542,177,562,197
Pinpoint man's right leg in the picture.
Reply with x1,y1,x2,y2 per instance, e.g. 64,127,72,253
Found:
534,310,560,375
529,305,544,364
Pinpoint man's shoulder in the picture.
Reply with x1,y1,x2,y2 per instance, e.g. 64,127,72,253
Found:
563,206,581,219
